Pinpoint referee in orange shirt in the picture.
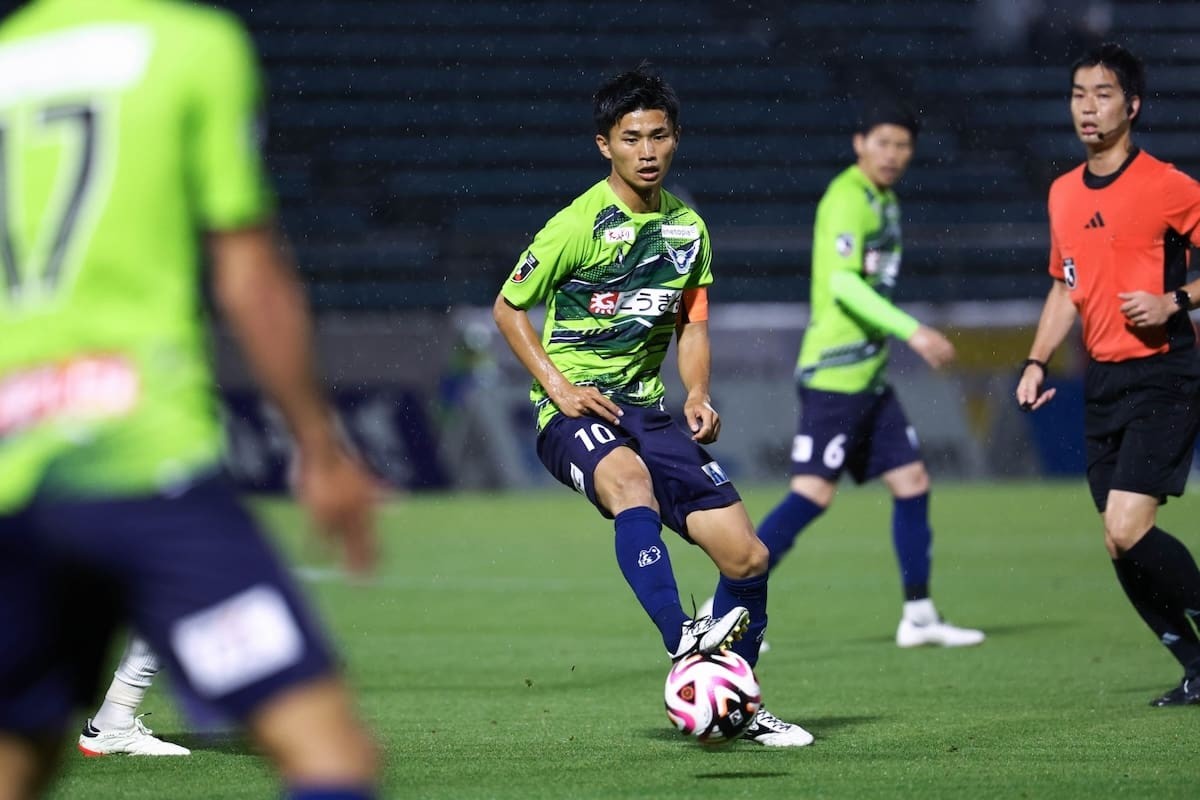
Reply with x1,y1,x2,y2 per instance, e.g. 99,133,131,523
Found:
1018,42,1200,706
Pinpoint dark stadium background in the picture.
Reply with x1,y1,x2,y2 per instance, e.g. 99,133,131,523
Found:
194,1,1200,490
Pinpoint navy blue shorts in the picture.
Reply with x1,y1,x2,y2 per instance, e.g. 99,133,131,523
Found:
0,476,335,736
536,403,741,539
1084,350,1200,511
790,385,921,483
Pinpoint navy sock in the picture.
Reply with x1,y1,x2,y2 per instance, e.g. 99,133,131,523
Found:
713,572,769,668
893,493,932,601
1113,558,1200,675
287,788,374,800
614,507,687,653
757,491,825,571
1124,527,1200,621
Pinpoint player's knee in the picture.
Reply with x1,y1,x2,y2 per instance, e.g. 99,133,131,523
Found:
249,678,380,786
277,724,379,787
595,462,655,512
1102,512,1151,555
722,538,769,579
789,475,835,507
886,462,929,497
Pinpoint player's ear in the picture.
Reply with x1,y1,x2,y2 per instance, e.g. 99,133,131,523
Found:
595,133,613,161
1127,95,1140,122
852,132,865,158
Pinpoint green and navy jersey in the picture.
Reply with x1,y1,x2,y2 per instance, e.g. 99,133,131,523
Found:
798,165,907,393
0,0,272,511
501,179,713,430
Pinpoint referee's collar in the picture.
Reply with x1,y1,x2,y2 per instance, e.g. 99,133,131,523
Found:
1083,147,1141,190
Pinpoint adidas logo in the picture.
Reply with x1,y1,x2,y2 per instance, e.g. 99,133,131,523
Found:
1084,211,1106,229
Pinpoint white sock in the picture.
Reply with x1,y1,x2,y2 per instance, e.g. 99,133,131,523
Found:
92,637,159,731
903,598,938,625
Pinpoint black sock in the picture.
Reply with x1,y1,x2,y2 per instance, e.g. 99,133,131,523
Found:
1113,558,1200,675
1123,527,1200,618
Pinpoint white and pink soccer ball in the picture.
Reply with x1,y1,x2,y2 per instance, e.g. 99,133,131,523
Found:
664,649,761,745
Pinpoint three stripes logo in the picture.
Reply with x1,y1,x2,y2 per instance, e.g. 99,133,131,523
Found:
1084,211,1106,229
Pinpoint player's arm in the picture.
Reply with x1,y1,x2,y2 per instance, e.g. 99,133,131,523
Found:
1016,279,1076,412
829,272,954,369
491,293,622,425
209,227,377,574
817,185,954,369
675,288,719,444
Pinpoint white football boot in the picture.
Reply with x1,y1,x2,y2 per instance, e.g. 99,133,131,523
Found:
669,606,750,661
698,596,770,654
77,715,191,757
741,707,815,747
895,599,985,648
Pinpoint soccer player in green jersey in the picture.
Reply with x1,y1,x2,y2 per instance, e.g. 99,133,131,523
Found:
493,65,812,746
756,100,985,648
0,2,379,797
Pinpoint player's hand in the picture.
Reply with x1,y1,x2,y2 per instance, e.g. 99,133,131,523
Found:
550,383,623,425
1015,362,1056,412
1118,291,1175,328
293,444,380,575
684,393,721,444
906,325,956,369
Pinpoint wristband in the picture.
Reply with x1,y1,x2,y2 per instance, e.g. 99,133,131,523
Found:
1021,358,1047,374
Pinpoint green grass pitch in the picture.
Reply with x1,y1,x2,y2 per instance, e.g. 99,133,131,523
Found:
50,481,1200,799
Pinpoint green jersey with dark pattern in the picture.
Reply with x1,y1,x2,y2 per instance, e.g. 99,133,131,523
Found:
798,165,905,393
0,0,271,512
501,179,713,430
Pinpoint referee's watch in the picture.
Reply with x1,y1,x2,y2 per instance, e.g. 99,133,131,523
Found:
1174,288,1191,312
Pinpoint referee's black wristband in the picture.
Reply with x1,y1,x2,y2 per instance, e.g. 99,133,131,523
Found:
1021,358,1047,375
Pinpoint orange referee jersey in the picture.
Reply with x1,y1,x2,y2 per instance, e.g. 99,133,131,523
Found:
1048,149,1200,362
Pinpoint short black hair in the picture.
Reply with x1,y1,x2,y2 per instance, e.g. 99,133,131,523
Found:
1070,42,1145,124
593,63,680,137
855,98,920,139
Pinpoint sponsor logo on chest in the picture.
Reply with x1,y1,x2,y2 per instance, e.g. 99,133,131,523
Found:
0,355,139,435
661,224,699,239
588,287,681,317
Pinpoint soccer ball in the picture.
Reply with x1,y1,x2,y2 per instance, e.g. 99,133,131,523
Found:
664,649,761,745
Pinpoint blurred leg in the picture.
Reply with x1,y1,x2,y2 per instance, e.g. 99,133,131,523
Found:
248,677,378,792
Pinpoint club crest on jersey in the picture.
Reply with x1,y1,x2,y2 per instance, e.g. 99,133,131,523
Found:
604,227,635,244
701,460,730,486
511,252,539,283
835,233,855,258
1063,257,1077,289
589,291,619,316
665,238,700,275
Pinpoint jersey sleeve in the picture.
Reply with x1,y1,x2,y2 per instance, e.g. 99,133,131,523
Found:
812,182,867,281
500,207,587,309
689,219,714,289
185,13,274,230
818,182,917,339
1047,192,1063,279
1160,166,1200,247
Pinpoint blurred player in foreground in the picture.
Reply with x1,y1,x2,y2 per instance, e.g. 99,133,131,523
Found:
753,100,984,648
0,1,380,796
1017,42,1200,706
493,64,812,746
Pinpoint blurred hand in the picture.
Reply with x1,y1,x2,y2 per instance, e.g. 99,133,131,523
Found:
683,393,720,444
293,446,379,575
1015,362,1056,412
907,325,956,369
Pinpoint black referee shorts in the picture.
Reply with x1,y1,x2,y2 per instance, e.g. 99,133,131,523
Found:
1084,349,1200,511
